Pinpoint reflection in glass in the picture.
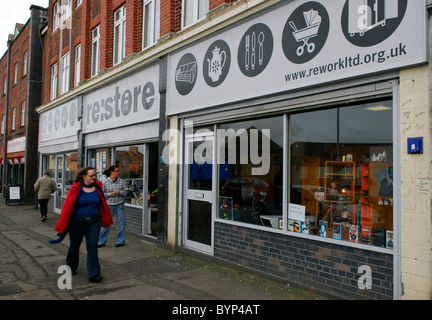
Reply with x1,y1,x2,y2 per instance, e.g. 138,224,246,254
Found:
116,145,144,206
217,116,283,226
188,200,211,245
290,100,393,248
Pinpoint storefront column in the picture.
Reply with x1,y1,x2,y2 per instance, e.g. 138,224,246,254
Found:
167,114,179,250
157,55,168,246
399,65,431,299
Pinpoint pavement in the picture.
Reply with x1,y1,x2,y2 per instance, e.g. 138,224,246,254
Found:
0,201,329,304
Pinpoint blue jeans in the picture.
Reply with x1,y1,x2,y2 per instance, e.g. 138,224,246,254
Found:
66,215,101,279
98,203,126,245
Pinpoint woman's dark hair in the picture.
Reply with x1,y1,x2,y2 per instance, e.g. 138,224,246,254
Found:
75,166,95,183
103,165,119,177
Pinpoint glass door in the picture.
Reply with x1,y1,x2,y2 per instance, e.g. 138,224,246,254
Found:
54,155,63,213
184,129,215,253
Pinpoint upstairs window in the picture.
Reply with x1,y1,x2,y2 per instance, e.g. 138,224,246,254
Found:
113,5,126,66
74,44,81,87
182,0,208,29
11,107,16,131
21,101,25,127
61,52,70,95
14,63,18,85
53,2,60,31
23,51,28,77
91,26,100,77
51,63,58,100
143,0,160,49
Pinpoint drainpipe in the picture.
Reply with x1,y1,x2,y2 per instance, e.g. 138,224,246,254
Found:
2,36,13,198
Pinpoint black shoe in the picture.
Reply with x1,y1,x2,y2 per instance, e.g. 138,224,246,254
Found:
71,270,77,276
89,275,103,283
97,244,105,248
41,215,47,222
115,243,125,247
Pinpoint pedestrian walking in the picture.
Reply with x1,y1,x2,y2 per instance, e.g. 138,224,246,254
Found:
34,171,57,222
98,165,129,248
54,166,113,283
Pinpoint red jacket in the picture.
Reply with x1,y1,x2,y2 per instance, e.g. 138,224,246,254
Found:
54,181,113,234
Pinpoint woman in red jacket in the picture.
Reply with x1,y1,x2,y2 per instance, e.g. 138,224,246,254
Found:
55,166,113,283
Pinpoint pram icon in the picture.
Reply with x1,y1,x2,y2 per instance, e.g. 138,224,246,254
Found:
289,9,322,56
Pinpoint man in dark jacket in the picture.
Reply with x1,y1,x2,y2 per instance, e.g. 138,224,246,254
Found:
34,171,57,222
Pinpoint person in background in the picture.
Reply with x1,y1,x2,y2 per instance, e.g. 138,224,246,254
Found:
34,171,57,222
98,165,129,248
54,166,113,283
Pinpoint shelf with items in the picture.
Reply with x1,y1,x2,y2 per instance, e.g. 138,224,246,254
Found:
311,161,356,238
324,161,355,203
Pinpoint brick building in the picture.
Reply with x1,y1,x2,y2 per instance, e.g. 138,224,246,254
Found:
0,6,47,204
34,0,432,300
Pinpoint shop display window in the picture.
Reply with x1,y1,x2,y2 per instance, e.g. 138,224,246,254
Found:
115,145,144,206
215,99,393,249
289,100,393,248
64,152,78,195
217,116,284,226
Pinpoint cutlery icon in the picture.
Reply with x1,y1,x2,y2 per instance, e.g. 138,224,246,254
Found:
245,35,250,70
258,32,264,65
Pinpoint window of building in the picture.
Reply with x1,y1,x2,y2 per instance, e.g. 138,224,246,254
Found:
51,63,58,100
115,145,145,206
14,63,18,85
23,51,28,77
91,26,100,77
61,52,70,95
217,116,284,225
53,2,60,31
215,100,393,249
1,114,5,134
289,101,393,246
21,101,25,127
3,75,7,95
143,0,160,49
11,107,16,131
182,0,208,29
62,0,72,19
74,44,81,87
113,5,126,66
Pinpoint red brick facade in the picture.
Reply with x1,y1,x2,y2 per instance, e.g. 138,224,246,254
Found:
41,0,240,105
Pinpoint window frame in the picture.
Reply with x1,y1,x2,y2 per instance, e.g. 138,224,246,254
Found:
182,0,208,29
91,26,101,77
113,5,127,66
1,114,5,134
61,52,70,95
20,101,25,127
142,0,160,50
51,63,58,100
23,51,28,77
14,63,18,85
53,2,60,31
11,107,16,131
74,44,81,87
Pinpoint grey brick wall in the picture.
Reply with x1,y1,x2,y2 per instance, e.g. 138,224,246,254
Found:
214,222,393,300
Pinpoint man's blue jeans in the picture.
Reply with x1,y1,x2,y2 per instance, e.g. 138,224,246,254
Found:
66,215,101,279
98,203,126,245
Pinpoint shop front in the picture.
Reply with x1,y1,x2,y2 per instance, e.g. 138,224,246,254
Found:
165,0,429,299
38,97,80,213
82,62,160,237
